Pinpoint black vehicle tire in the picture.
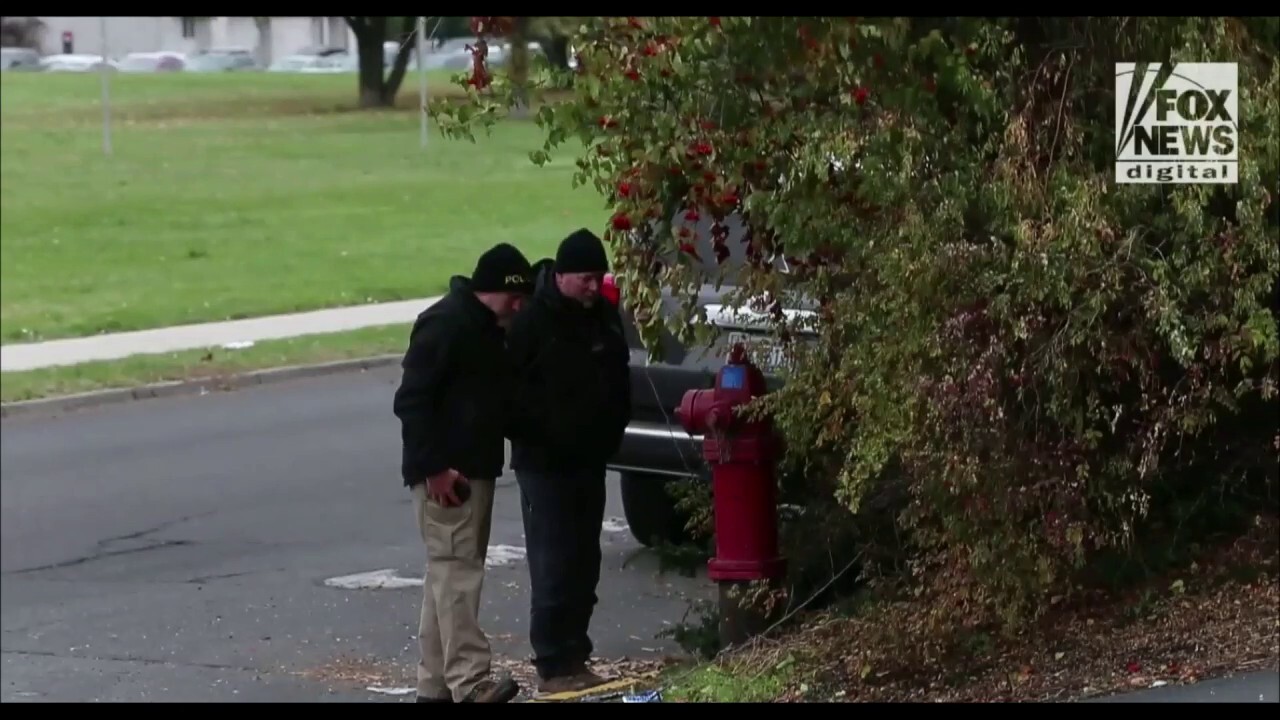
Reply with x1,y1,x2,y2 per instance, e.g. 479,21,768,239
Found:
620,472,693,548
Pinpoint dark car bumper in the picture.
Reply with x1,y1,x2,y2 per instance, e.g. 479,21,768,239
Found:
607,420,707,479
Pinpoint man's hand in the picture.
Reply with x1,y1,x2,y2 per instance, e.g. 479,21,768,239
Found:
426,469,470,507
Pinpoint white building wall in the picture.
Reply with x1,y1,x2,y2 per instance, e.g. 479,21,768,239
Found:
32,16,357,65
263,17,357,61
327,17,349,50
270,17,319,57
35,16,197,57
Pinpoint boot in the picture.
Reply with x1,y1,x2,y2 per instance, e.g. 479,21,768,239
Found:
459,676,520,703
536,663,608,695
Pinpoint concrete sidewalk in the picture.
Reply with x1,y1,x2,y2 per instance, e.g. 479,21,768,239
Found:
0,297,441,373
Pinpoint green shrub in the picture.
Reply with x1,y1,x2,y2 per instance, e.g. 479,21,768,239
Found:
436,17,1279,629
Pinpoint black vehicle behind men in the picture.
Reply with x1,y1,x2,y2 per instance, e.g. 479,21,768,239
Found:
601,210,818,548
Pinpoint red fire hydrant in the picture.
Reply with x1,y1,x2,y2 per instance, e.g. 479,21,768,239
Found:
676,343,786,644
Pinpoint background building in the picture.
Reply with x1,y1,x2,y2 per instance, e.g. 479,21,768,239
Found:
32,17,355,66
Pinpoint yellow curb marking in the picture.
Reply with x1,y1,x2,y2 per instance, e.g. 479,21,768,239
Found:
525,672,661,703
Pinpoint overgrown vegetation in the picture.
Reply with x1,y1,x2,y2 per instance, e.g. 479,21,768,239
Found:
433,15,1279,687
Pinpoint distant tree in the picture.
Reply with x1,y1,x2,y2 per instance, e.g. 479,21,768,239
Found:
252,17,272,68
482,17,582,114
434,16,472,42
528,16,581,70
344,16,418,108
507,17,533,115
0,16,46,49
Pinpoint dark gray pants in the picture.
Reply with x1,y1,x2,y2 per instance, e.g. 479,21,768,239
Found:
515,466,606,680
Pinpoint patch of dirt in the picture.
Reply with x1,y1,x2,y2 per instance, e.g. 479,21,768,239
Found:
293,654,411,688
294,652,677,701
705,519,1279,703
496,654,679,700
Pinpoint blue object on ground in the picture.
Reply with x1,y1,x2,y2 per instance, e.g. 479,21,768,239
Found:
622,690,663,703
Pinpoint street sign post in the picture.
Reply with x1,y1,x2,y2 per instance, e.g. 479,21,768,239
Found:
417,16,428,150
99,16,112,156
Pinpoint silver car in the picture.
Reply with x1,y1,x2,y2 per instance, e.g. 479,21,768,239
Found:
1,46,43,71
39,53,117,72
186,49,259,72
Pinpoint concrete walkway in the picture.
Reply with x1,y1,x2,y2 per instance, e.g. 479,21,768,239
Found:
0,297,441,373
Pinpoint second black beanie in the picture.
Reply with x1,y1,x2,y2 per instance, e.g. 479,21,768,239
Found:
554,228,609,274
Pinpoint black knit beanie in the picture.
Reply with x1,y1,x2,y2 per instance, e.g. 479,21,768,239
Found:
471,243,534,294
554,228,609,274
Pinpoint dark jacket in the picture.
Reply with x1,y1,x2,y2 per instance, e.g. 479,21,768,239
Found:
507,259,631,472
393,276,513,487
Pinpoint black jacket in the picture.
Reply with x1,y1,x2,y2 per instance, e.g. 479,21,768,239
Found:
507,259,631,472
393,277,513,487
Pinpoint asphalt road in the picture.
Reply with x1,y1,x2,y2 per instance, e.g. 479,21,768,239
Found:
1092,669,1279,703
3,368,1275,703
1,367,711,702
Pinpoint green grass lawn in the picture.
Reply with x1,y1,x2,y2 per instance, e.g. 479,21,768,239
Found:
0,72,604,344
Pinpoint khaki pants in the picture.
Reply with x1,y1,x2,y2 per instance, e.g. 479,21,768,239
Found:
412,480,496,701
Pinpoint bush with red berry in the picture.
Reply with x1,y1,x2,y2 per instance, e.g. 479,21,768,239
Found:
433,17,1280,629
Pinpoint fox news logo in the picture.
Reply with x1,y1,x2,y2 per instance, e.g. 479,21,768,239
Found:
1115,62,1238,184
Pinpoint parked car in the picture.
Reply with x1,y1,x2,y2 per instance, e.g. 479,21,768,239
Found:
185,49,259,72
39,53,116,72
602,210,817,547
303,53,356,73
267,53,352,73
206,46,255,56
291,45,347,57
118,51,185,72
1,46,42,71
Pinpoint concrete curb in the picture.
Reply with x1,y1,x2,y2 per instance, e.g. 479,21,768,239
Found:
1,354,402,421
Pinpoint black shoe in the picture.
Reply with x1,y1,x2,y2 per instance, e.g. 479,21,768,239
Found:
460,676,520,703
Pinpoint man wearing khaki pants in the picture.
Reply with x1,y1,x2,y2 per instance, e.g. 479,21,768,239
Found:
393,243,534,703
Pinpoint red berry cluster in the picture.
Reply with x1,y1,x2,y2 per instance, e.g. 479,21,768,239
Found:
464,17,516,89
468,17,514,36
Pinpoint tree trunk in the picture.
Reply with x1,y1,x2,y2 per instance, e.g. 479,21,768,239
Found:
509,17,532,119
348,17,388,108
357,38,386,106
545,35,570,70
380,17,418,106
348,16,418,109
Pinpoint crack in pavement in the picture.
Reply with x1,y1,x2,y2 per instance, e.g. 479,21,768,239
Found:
5,540,194,576
2,649,268,675
3,512,215,576
184,570,263,584
0,568,275,586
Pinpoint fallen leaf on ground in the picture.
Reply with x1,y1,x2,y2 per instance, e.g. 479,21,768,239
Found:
693,516,1278,703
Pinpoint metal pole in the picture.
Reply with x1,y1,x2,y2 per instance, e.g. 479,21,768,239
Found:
99,16,112,156
417,16,428,150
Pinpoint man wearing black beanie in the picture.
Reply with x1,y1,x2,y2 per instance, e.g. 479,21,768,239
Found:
505,228,632,694
392,242,533,704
